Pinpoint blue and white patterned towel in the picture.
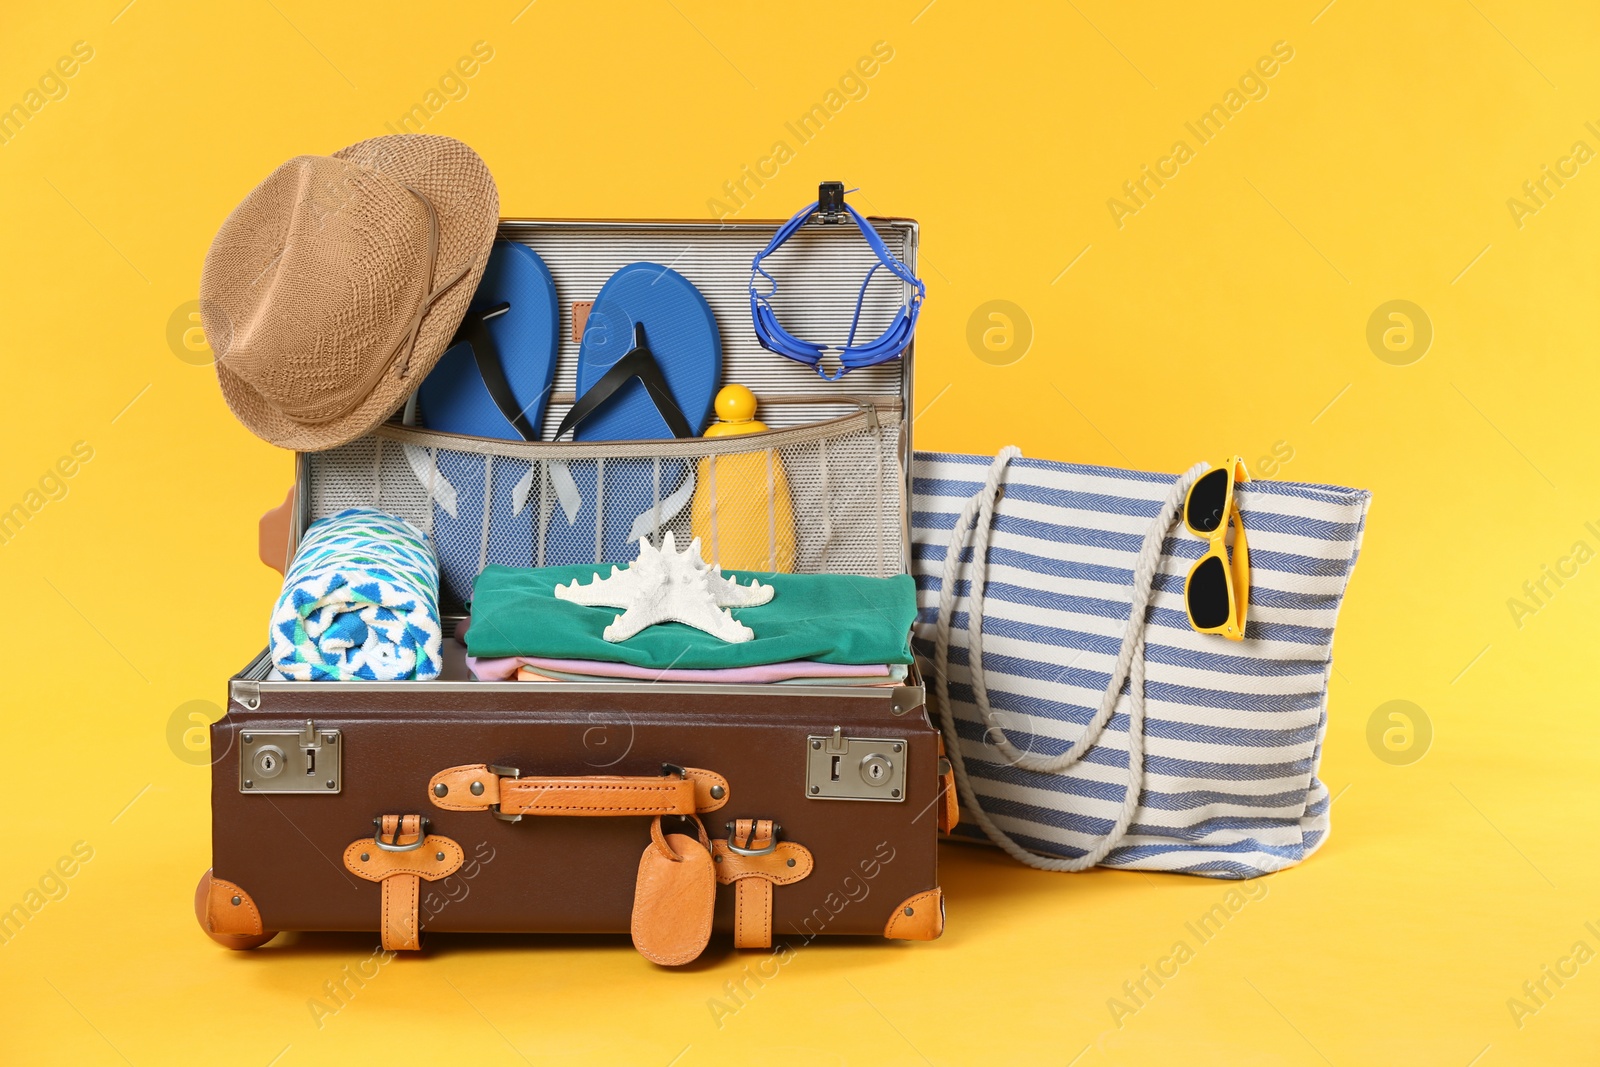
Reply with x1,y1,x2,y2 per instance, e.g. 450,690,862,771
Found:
270,508,443,681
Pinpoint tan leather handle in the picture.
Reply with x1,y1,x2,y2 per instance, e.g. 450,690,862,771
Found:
429,764,730,818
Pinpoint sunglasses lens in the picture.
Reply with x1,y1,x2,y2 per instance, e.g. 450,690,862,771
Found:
1187,555,1232,629
1186,469,1230,534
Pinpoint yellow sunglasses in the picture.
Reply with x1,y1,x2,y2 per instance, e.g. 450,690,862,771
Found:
1182,456,1251,641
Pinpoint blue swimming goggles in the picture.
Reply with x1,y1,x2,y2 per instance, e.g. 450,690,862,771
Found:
749,184,926,380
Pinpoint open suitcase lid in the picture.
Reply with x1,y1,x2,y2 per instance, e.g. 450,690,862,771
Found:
285,216,918,579
245,214,922,698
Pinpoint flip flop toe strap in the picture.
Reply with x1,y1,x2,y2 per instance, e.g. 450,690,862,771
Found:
553,324,693,441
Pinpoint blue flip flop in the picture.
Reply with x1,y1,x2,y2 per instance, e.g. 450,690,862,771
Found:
561,263,720,441
419,240,559,440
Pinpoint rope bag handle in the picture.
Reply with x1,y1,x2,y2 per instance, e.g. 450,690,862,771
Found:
928,448,1206,871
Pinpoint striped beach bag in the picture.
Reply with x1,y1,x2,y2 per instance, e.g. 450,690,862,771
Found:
912,448,1371,878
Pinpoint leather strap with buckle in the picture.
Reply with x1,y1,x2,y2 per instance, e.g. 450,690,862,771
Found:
711,819,814,949
343,815,464,951
428,763,730,821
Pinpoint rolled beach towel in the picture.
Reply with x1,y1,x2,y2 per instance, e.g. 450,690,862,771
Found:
269,508,443,681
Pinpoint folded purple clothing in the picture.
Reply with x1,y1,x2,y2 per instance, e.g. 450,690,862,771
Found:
467,656,892,683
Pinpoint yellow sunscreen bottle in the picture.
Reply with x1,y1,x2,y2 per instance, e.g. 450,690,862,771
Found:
691,385,797,573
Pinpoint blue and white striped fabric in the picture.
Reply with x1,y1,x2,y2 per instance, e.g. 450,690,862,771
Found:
911,451,1371,879
270,508,444,682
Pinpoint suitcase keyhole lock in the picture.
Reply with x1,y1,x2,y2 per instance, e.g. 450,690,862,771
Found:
861,754,892,786
254,746,286,779
804,733,906,802
237,721,341,794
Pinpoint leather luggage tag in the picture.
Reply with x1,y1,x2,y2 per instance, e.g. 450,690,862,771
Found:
631,816,714,966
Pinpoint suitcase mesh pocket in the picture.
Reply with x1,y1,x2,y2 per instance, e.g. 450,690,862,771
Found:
304,411,905,609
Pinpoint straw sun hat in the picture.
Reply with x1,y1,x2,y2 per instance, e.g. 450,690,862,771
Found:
200,134,499,451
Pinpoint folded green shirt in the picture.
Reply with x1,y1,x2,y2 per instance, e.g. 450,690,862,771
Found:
467,565,917,668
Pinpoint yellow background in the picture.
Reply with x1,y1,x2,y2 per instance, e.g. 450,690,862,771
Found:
2,1,1597,1063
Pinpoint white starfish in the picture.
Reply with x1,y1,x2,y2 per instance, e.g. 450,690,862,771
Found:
553,532,774,643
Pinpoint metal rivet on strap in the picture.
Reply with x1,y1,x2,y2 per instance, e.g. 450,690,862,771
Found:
434,783,449,797
787,858,796,867
714,855,722,863
230,895,241,906
710,785,725,800
436,851,445,861
360,852,370,862
470,781,485,796
904,906,914,916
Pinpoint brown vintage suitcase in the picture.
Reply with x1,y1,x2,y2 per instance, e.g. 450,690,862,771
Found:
197,215,952,960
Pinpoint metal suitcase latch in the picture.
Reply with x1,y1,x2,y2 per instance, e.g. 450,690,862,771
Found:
239,719,341,794
806,727,906,802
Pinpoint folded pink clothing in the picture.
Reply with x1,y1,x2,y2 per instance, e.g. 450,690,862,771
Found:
467,655,893,683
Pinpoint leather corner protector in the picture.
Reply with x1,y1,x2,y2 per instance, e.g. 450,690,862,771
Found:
686,768,730,812
429,765,498,810
344,836,465,882
712,841,813,885
204,871,264,936
884,888,944,941
572,301,593,343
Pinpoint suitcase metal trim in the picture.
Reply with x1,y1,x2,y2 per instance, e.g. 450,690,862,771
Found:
229,653,925,714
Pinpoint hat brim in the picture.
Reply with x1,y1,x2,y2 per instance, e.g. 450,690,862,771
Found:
215,134,500,452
